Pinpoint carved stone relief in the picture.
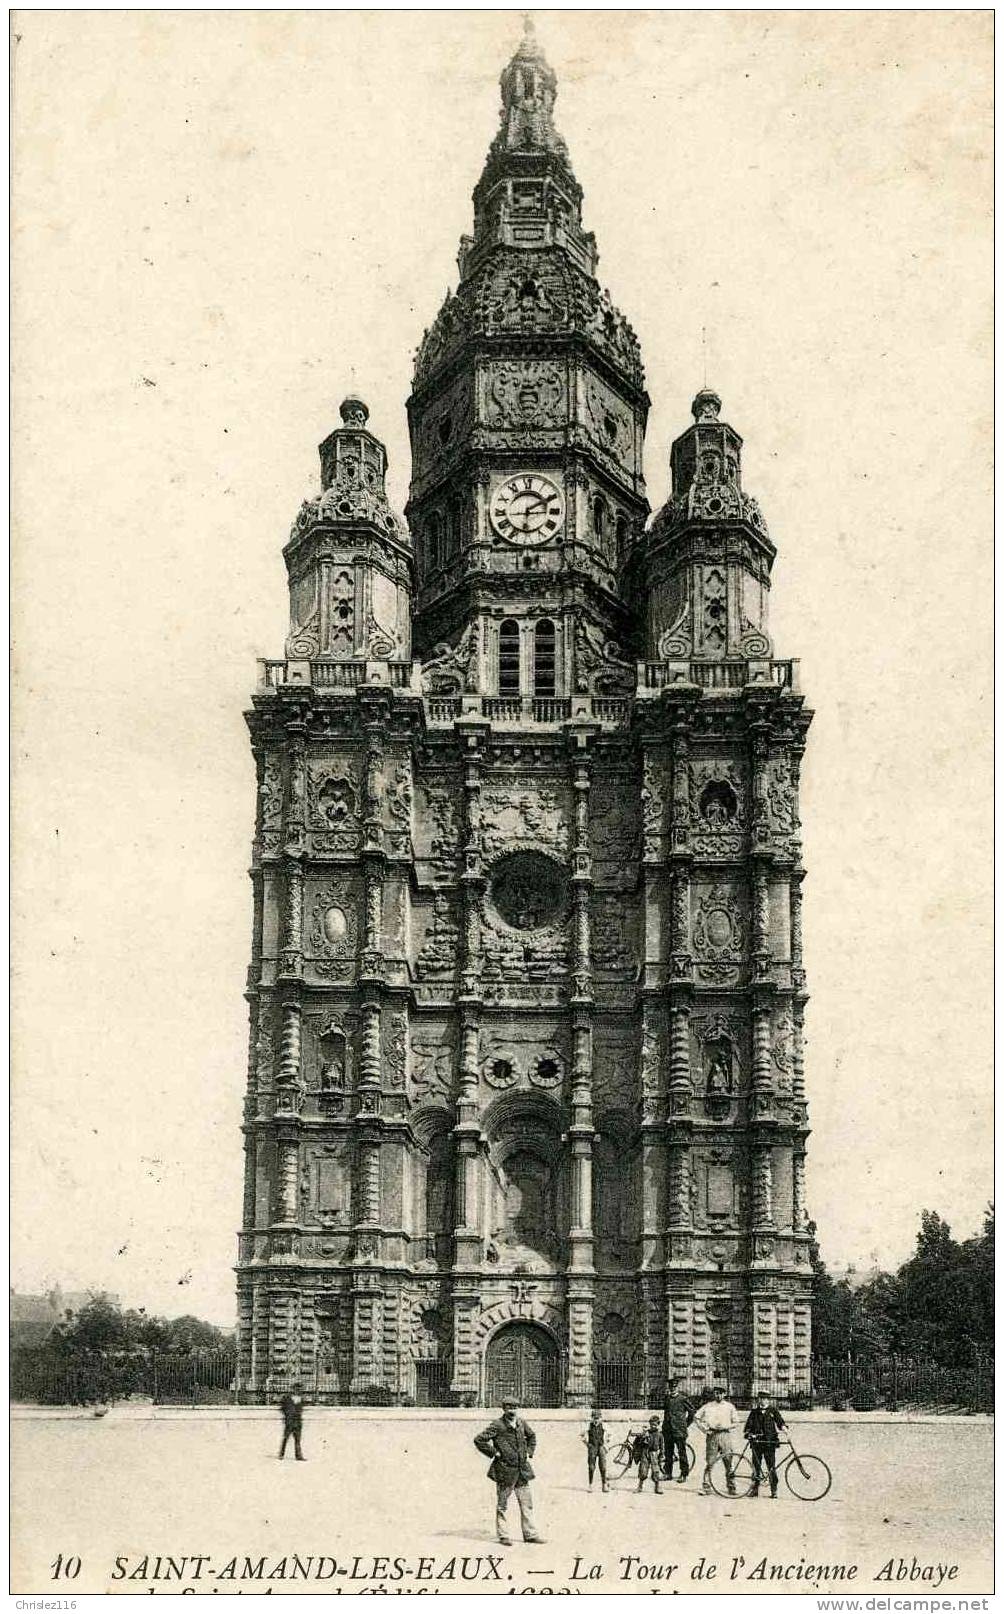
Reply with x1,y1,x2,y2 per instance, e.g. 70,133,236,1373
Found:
592,1030,637,1107
584,375,632,465
591,894,637,977
481,1026,567,1092
692,885,747,984
483,361,566,428
307,878,358,979
307,760,362,853
383,1009,407,1089
690,758,748,857
258,753,284,855
589,777,639,871
415,892,460,979
408,1024,457,1104
480,782,569,855
574,619,636,695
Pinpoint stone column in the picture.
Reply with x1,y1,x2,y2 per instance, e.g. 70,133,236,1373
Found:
276,1002,302,1085
359,1001,381,1088
752,861,770,959
790,873,805,987
356,1136,381,1225
276,1139,299,1224
792,1151,808,1232
671,727,690,850
751,732,770,847
279,860,304,978
752,994,773,1113
752,1146,774,1228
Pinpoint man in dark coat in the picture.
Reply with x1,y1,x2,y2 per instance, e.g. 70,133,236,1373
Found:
278,1382,306,1460
474,1399,543,1544
744,1392,786,1497
662,1377,695,1483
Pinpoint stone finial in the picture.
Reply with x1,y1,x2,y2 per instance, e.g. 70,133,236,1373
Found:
692,388,722,423
339,397,370,429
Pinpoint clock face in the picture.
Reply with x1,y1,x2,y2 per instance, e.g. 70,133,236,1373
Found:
490,474,564,544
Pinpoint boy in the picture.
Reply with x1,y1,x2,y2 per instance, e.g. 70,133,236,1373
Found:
744,1391,786,1498
633,1415,665,1494
582,1409,609,1491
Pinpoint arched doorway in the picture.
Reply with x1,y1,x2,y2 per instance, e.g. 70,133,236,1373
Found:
485,1322,562,1408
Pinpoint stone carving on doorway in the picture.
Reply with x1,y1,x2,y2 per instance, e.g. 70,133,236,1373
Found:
481,1030,566,1093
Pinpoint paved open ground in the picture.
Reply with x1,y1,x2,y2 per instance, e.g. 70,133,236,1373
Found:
10,1411,993,1595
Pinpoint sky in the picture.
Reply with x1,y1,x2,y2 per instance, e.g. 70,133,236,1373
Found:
11,11,992,1323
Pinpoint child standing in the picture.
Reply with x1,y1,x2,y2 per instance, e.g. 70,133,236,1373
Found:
582,1409,609,1491
633,1415,665,1494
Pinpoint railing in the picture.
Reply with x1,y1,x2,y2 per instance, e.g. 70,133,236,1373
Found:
258,659,411,690
425,694,623,729
10,1348,238,1407
642,658,798,693
812,1353,993,1414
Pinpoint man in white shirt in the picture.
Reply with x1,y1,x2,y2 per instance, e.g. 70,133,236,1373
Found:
693,1386,740,1496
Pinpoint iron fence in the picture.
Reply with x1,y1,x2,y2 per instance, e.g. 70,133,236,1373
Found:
10,1348,238,1407
12,1346,993,1412
812,1354,993,1414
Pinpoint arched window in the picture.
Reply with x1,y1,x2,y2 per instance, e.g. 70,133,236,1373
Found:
499,619,521,695
616,514,630,560
426,513,442,574
592,495,608,543
533,619,557,697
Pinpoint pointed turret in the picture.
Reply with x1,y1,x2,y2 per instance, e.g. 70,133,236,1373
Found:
283,397,411,664
629,390,776,662
459,19,596,279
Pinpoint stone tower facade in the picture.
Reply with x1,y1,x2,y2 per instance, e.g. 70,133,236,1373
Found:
238,25,813,1407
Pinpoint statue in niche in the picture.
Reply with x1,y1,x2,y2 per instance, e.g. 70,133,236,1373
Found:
317,1020,347,1092
706,1046,734,1097
318,776,356,827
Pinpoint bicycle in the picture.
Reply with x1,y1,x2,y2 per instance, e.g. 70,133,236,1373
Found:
609,1426,696,1483
707,1433,832,1501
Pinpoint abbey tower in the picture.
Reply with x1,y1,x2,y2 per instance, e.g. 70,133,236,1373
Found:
238,25,813,1407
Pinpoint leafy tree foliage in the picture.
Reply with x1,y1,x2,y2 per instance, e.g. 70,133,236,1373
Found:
812,1205,994,1362
49,1295,232,1357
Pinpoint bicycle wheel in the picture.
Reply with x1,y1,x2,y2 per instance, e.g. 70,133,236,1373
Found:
709,1452,754,1498
611,1443,634,1478
685,1442,696,1474
784,1452,832,1501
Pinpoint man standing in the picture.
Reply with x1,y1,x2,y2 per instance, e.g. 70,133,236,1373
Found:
662,1377,695,1484
744,1391,786,1498
694,1385,740,1496
582,1409,609,1491
278,1382,306,1460
474,1399,544,1545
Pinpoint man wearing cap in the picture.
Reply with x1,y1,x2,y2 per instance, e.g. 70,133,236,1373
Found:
474,1399,543,1545
693,1385,741,1496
